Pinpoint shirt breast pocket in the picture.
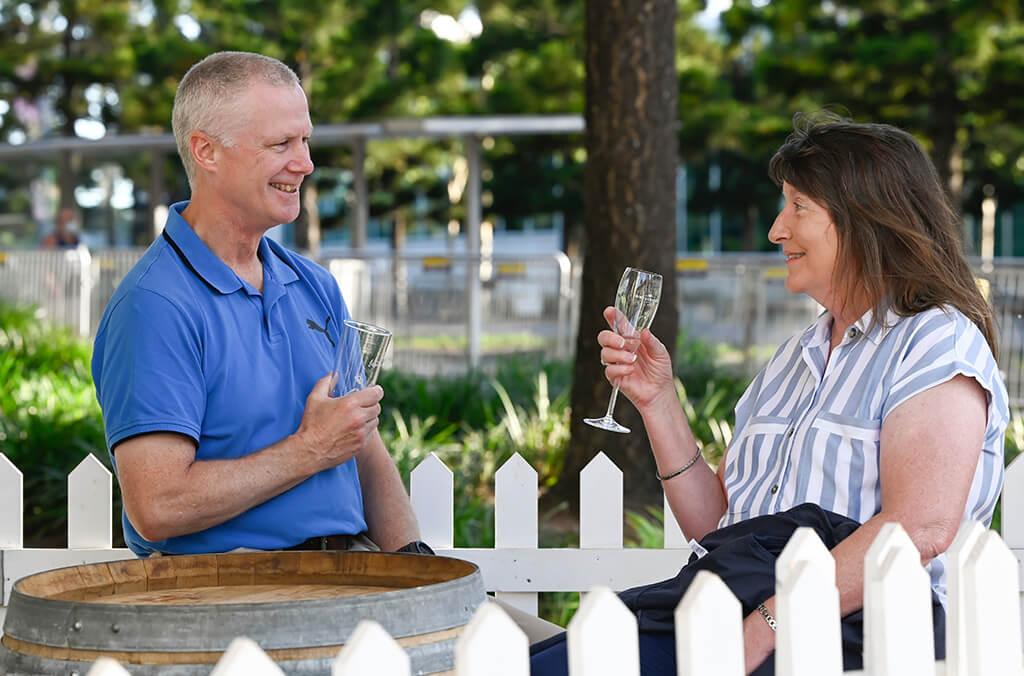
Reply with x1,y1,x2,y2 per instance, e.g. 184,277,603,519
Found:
810,411,880,445
807,411,881,516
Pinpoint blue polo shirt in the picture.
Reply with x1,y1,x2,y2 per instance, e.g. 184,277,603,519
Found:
92,201,367,556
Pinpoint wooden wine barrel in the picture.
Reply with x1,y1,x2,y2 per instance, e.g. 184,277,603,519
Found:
0,551,485,675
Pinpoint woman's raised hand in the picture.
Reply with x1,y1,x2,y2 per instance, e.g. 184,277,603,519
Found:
598,306,676,412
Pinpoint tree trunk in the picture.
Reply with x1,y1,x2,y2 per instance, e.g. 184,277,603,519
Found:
293,50,321,255
928,6,963,211
563,0,679,508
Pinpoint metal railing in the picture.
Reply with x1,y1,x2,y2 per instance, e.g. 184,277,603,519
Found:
5,248,1024,404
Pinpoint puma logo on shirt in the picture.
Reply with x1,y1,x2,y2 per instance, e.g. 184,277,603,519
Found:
306,315,336,348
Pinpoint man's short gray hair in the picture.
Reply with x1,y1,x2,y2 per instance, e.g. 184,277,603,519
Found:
172,51,300,185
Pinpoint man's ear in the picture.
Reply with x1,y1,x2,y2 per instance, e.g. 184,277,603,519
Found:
189,131,219,175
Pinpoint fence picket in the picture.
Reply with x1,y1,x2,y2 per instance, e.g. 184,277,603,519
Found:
867,532,935,675
663,492,686,549
580,453,622,548
568,586,639,676
495,453,539,614
946,521,986,676
674,570,744,676
455,602,529,676
1004,454,1024,550
67,454,112,549
209,637,283,676
962,530,1024,676
410,453,454,549
0,454,23,548
775,527,836,583
332,620,410,676
775,531,842,676
86,657,131,676
863,523,917,673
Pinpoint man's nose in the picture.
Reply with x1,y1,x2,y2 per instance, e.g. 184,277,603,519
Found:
291,145,314,176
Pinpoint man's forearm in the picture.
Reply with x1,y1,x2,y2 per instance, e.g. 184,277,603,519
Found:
124,433,317,542
358,432,420,551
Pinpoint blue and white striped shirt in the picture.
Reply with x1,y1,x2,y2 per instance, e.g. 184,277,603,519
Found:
718,305,1009,604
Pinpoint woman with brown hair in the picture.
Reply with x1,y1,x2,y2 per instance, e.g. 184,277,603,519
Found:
531,114,1009,675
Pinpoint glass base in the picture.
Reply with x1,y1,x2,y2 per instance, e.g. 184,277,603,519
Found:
583,415,631,434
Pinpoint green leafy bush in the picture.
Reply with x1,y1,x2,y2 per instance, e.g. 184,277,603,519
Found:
0,303,115,546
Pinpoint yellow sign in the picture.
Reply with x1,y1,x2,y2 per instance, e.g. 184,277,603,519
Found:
422,257,451,271
496,262,527,277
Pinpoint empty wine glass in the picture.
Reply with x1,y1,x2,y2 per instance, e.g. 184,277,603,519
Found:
330,319,392,397
583,267,663,433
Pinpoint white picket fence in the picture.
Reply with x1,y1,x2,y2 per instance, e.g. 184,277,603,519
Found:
2,451,1024,675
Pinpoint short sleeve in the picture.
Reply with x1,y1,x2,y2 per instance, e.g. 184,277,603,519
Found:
882,310,1009,432
93,288,206,449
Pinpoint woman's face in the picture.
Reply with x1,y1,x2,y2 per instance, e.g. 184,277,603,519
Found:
768,182,841,309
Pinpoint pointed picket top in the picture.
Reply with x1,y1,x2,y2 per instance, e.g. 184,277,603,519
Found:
209,637,283,676
333,620,410,676
945,521,986,676
662,492,686,549
68,453,112,549
410,453,454,549
675,571,744,676
961,530,1024,676
1003,453,1024,548
0,453,23,548
495,453,540,615
863,522,917,671
775,527,835,590
775,560,843,676
86,657,132,676
580,452,622,548
455,602,529,676
568,586,639,676
865,543,934,676
495,453,538,548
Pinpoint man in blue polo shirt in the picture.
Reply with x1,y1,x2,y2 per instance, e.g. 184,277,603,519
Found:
91,51,427,557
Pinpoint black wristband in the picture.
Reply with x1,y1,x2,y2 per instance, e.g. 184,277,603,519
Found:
396,540,436,555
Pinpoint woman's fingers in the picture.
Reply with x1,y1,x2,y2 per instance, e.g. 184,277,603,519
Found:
597,329,625,349
603,363,636,382
601,346,637,366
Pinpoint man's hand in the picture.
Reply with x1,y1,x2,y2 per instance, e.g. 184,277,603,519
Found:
293,375,383,473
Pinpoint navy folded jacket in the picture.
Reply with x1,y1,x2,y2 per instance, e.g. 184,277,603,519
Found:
531,503,945,675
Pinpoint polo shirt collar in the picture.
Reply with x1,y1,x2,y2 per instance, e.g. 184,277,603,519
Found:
163,201,299,293
164,202,243,294
258,236,299,287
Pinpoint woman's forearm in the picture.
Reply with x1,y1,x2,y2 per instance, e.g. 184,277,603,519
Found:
640,394,728,542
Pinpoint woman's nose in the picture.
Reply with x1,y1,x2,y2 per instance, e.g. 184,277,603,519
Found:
768,213,788,245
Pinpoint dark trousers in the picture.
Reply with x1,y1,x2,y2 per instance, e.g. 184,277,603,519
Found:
529,504,946,676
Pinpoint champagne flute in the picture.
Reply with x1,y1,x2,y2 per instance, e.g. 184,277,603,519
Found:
330,319,392,397
583,267,663,433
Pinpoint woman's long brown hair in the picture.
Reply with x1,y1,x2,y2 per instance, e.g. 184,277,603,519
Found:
768,112,997,355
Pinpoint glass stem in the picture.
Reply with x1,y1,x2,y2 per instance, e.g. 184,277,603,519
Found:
604,384,621,419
